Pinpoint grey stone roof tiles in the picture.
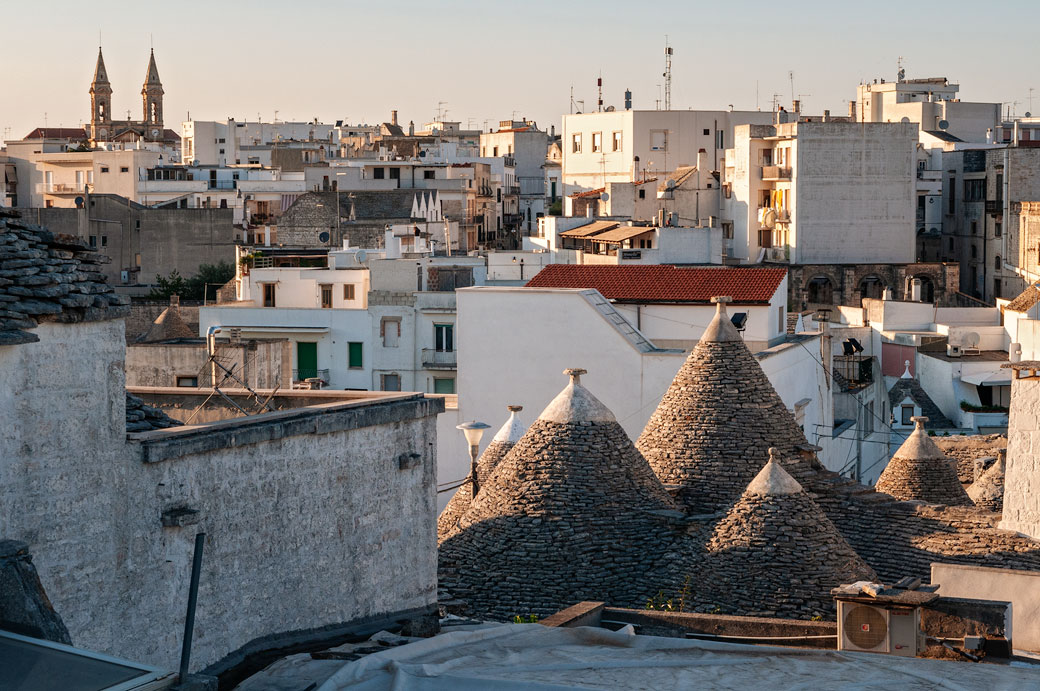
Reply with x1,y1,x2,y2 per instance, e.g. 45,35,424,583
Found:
439,371,684,619
0,209,129,345
636,298,822,514
967,455,1005,513
876,418,973,506
125,393,183,434
702,454,877,618
888,378,954,429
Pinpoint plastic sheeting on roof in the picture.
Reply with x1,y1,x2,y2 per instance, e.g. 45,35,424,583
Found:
315,623,1040,690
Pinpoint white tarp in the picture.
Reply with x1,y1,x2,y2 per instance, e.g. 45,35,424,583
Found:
317,623,1040,690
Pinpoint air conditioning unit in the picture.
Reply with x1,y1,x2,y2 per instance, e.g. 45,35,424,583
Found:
947,343,962,357
837,601,921,656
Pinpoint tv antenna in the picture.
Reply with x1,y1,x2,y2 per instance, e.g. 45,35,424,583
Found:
663,37,674,111
570,86,584,114
897,56,906,82
435,102,448,121
788,71,795,104
597,74,603,112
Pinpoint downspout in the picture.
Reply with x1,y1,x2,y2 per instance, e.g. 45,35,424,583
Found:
207,325,223,386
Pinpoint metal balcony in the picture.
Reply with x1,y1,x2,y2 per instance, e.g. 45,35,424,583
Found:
36,182,86,194
761,165,792,181
422,348,456,369
292,368,330,382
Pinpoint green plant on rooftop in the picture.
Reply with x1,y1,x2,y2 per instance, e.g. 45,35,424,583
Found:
512,614,539,624
148,260,235,302
960,401,1009,414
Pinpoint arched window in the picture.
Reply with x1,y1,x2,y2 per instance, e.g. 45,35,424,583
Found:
995,254,1001,270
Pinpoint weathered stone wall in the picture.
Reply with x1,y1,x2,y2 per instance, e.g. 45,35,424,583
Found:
0,319,442,673
125,338,291,389
788,262,958,311
1001,376,1040,539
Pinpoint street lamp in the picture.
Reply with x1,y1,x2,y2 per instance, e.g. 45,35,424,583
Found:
457,420,491,497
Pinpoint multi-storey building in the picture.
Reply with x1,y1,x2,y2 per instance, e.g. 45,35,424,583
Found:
480,120,551,234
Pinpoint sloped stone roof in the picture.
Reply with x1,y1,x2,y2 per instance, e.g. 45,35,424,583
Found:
888,378,954,429
967,454,1005,513
439,370,685,619
702,452,876,618
136,305,195,343
125,392,182,434
1004,282,1040,313
0,209,129,345
636,297,823,514
934,434,1007,484
875,417,973,506
438,406,526,540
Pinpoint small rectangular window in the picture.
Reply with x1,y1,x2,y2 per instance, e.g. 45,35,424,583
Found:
572,133,582,153
381,373,401,391
320,284,332,308
434,323,454,352
263,283,276,307
373,167,385,179
89,236,97,247
348,342,363,368
592,132,602,153
703,128,711,136
424,170,435,180
176,376,198,387
901,405,914,425
120,166,129,173
101,235,108,247
389,167,400,180
343,284,355,301
638,189,645,200
100,166,109,173
612,131,622,152
434,378,456,394
381,317,400,347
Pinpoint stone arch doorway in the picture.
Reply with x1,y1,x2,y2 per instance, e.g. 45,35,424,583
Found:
906,275,935,303
859,275,886,301
807,275,835,305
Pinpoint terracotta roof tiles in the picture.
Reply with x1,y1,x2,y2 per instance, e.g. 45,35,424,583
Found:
526,265,786,305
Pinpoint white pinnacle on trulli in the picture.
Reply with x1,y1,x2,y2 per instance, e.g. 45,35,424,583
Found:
745,449,804,496
538,368,616,423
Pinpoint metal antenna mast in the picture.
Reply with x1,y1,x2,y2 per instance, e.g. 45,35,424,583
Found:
663,37,673,111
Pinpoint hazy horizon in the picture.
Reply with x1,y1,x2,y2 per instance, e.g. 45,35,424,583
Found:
3,0,1037,142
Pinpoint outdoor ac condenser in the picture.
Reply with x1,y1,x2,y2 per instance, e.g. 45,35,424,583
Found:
837,601,920,656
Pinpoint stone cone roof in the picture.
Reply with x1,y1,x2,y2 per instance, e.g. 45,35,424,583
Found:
439,369,685,619
702,451,877,618
876,417,972,506
967,455,1005,513
137,306,194,343
438,406,527,539
636,296,820,514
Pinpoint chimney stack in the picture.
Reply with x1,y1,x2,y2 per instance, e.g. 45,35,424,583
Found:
848,100,856,119
391,110,398,127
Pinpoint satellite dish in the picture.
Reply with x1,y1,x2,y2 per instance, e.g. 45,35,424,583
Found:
761,208,777,230
354,250,368,264
938,119,950,131
900,117,910,124
666,179,677,190
965,331,981,348
318,231,330,243
1026,112,1033,118
600,192,609,202
74,196,84,208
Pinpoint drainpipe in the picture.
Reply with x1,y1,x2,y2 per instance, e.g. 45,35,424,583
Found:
207,325,223,386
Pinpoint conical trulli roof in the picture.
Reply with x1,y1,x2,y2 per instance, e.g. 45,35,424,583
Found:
967,454,1005,513
636,296,819,514
702,450,876,619
876,417,972,506
439,369,684,619
137,306,194,343
438,405,527,539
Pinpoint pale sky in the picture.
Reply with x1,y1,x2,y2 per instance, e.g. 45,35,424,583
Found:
3,0,1037,141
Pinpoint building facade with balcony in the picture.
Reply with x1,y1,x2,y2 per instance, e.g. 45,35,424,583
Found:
199,244,486,393
480,120,552,236
722,121,918,266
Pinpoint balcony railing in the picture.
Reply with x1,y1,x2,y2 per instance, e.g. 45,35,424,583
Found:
761,165,791,181
505,185,521,196
422,348,457,369
36,182,85,194
292,368,330,382
477,184,494,197
985,200,1002,214
208,180,237,190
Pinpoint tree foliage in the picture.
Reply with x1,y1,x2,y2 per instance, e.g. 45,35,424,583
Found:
148,260,235,302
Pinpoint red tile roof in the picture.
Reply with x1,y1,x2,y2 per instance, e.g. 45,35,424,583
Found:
525,265,787,305
22,127,88,140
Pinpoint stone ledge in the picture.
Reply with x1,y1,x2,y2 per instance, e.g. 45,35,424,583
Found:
132,394,445,464
540,601,605,628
